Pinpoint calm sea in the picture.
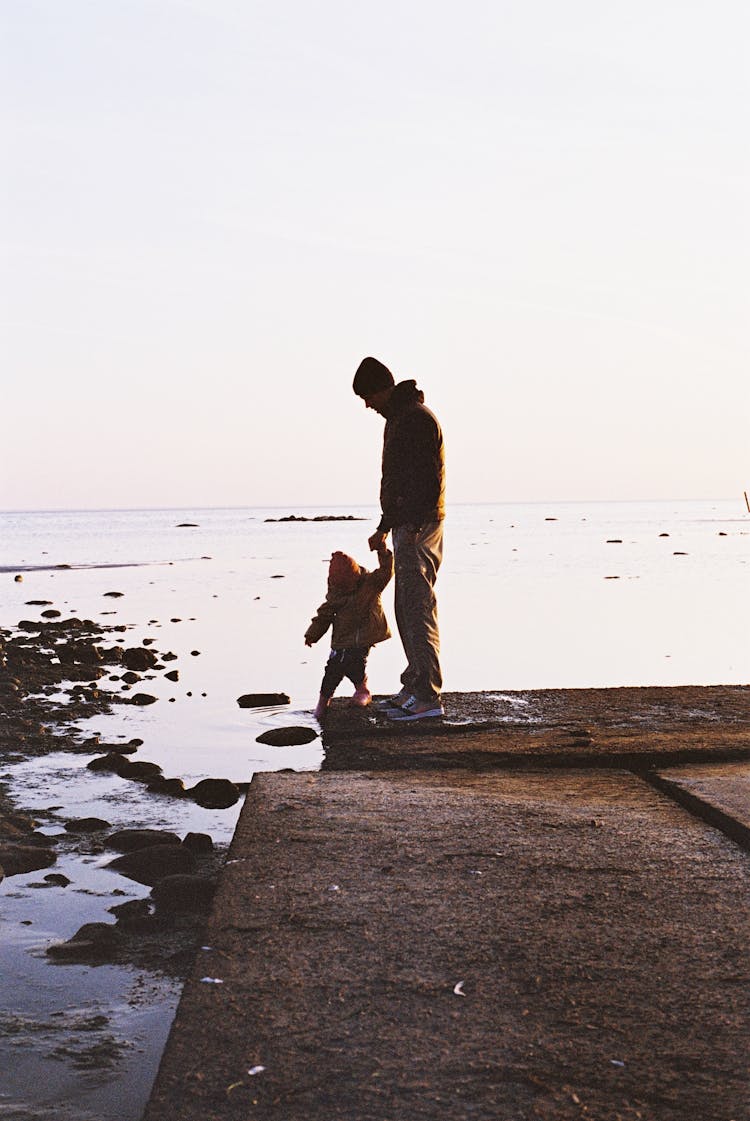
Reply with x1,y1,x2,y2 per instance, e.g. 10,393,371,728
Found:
1,499,748,792
3,503,748,696
0,498,747,1120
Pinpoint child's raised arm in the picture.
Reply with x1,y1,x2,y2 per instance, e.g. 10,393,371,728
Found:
304,598,336,646
370,545,394,592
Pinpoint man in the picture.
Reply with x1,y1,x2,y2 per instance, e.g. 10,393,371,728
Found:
352,356,445,721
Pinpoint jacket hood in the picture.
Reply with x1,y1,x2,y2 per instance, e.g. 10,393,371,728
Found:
328,551,360,594
383,379,424,418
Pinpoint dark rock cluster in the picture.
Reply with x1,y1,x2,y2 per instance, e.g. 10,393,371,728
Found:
263,514,366,522
44,826,220,970
0,606,239,975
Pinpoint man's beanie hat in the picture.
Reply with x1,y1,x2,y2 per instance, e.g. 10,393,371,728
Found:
329,551,360,591
353,356,395,398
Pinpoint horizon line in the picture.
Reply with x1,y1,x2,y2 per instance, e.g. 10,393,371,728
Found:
0,496,743,517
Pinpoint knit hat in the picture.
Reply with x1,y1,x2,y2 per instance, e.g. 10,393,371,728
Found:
328,551,360,592
352,356,395,399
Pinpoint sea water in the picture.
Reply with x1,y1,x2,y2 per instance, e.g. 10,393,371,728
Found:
0,499,747,1119
2,499,748,702
1,497,748,840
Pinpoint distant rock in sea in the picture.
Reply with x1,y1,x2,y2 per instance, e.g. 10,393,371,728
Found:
264,514,366,523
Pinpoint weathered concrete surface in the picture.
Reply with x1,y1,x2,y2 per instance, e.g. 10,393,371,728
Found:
652,762,750,850
144,765,750,1121
322,686,750,771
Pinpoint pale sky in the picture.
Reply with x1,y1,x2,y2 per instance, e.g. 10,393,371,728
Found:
2,0,747,510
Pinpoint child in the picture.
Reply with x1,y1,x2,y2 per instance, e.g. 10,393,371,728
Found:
305,545,393,723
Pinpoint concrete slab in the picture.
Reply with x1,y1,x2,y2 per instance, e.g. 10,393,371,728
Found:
144,768,750,1121
653,762,750,850
322,686,750,771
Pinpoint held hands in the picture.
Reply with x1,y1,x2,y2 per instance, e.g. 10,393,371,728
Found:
368,530,388,552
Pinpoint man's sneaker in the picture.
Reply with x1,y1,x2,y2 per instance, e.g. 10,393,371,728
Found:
376,687,410,712
387,695,444,721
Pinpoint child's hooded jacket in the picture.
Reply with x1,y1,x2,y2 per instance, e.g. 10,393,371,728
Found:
305,548,393,649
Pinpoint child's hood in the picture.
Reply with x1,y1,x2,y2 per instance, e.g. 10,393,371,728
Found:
327,551,361,594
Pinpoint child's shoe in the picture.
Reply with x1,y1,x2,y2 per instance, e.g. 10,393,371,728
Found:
313,694,330,723
351,679,372,707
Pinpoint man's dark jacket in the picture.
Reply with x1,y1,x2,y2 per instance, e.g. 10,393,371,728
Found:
376,380,445,533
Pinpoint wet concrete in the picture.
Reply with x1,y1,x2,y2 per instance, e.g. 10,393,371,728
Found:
144,687,750,1121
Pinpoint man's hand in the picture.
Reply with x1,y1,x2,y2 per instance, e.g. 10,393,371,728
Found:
368,530,388,552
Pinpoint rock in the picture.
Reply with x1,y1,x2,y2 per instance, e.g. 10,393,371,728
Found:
151,874,217,914
0,844,57,876
87,753,133,777
99,740,138,756
14,574,22,582
107,828,182,852
190,650,201,656
121,671,141,684
41,609,61,618
109,898,151,927
126,760,164,782
44,873,72,887
123,647,158,671
237,692,290,708
162,652,178,662
64,817,111,833
47,922,121,959
256,726,319,747
107,844,196,886
182,832,214,854
25,600,52,606
188,778,241,809
103,591,124,597
164,669,179,682
130,692,158,706
57,641,104,666
146,776,186,797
